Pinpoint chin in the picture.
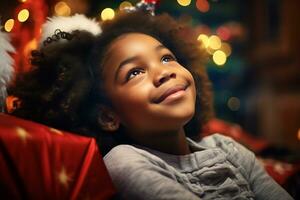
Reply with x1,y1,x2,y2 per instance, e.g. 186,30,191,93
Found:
176,101,195,115
166,105,195,126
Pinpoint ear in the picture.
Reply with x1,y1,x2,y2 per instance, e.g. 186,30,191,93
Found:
97,105,120,132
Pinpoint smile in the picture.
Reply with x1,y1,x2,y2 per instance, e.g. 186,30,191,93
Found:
154,84,188,104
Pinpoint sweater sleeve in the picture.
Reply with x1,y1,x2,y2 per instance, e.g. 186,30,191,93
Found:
104,145,201,200
211,134,294,200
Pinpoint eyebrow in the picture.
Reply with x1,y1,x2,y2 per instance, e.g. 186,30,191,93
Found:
114,56,140,81
114,44,168,81
155,44,166,51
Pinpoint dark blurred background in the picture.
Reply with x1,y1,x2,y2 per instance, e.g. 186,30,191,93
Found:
1,0,299,152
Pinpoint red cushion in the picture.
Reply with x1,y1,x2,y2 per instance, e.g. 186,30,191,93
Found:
257,157,300,186
202,118,268,153
0,113,117,199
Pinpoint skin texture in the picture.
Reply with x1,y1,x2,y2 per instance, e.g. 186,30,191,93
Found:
101,33,197,155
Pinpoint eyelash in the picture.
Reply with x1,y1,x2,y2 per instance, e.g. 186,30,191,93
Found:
161,54,176,63
126,68,145,81
125,54,177,81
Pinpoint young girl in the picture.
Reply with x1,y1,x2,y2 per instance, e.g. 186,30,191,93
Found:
9,9,293,200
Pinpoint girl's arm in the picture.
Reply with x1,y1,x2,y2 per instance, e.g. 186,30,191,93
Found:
213,134,294,200
242,146,293,200
104,145,201,200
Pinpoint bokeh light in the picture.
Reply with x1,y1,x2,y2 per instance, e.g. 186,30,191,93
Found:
4,19,14,32
197,34,209,48
19,0,27,2
206,47,216,55
227,97,240,111
55,1,71,16
208,35,222,50
119,1,132,10
101,8,115,21
6,96,20,114
196,0,210,13
217,26,231,41
17,9,30,22
177,0,191,7
213,50,227,66
23,39,38,57
220,42,232,57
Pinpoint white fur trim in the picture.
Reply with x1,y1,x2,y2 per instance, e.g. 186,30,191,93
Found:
40,14,101,45
0,29,15,89
0,28,15,111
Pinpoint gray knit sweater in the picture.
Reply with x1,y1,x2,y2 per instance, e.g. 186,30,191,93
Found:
104,134,293,200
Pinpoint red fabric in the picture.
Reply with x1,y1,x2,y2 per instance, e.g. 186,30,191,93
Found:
258,158,300,185
0,113,116,200
202,118,269,153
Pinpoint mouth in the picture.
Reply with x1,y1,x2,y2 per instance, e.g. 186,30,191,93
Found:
153,84,188,104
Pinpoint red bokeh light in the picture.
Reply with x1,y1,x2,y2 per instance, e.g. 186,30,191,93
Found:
196,0,210,13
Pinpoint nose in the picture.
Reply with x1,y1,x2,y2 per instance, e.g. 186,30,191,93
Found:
153,69,176,87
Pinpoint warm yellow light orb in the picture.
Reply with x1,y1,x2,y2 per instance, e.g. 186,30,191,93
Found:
206,47,216,55
101,8,115,21
119,1,132,10
220,42,232,56
208,35,222,50
177,0,192,7
55,1,71,16
197,34,209,48
18,9,30,22
213,50,227,66
4,19,15,32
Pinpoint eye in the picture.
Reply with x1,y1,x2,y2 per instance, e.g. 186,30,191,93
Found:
161,54,176,64
126,68,144,81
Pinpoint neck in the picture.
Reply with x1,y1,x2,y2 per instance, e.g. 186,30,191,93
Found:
127,127,191,155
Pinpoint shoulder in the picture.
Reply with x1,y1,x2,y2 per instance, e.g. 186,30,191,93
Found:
104,144,163,171
104,144,139,158
201,133,254,156
200,133,239,150
103,145,151,184
104,144,151,164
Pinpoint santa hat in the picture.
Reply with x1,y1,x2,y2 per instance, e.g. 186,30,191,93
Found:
39,14,101,46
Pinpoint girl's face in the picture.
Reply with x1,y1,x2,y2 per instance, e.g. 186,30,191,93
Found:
101,33,196,136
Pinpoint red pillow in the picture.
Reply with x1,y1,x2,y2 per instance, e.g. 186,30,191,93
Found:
0,113,117,200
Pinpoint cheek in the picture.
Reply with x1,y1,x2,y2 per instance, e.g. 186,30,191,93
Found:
111,87,150,124
181,68,197,105
180,67,196,95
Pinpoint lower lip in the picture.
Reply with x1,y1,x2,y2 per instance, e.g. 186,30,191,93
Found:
161,90,186,104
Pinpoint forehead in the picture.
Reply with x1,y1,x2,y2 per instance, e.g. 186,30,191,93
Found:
108,33,162,55
102,33,164,75
102,33,166,79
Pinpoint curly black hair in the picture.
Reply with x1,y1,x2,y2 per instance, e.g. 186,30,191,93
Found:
8,11,214,154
